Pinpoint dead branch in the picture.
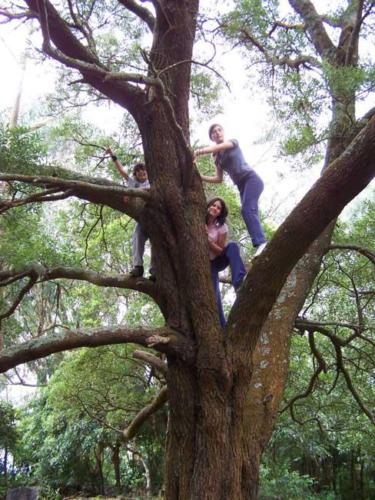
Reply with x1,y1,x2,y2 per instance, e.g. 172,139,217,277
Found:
133,350,167,376
295,318,362,337
158,58,231,92
123,385,168,441
3,368,47,387
268,20,305,36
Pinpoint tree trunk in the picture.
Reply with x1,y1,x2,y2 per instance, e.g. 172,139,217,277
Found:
3,447,8,486
94,446,105,495
111,444,122,494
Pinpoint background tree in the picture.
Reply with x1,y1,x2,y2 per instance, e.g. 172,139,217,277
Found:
15,345,167,497
0,1,374,498
0,401,18,495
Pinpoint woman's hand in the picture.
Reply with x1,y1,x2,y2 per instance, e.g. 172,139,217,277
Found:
195,147,208,158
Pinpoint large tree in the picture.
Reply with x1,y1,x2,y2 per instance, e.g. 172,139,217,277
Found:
0,1,374,498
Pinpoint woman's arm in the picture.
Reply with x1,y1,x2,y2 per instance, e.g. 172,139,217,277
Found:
201,164,224,184
196,141,234,183
195,141,234,157
106,147,130,182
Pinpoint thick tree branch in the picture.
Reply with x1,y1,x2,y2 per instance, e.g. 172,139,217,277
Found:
345,0,364,65
0,169,149,217
0,173,150,199
117,0,155,31
0,326,195,373
0,263,161,306
122,385,168,441
23,0,146,116
288,0,336,60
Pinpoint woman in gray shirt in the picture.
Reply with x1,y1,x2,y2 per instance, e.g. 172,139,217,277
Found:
195,124,267,256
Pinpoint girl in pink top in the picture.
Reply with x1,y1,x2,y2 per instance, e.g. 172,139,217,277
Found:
206,197,246,326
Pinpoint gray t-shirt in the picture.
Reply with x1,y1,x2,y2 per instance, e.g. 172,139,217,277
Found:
214,139,253,186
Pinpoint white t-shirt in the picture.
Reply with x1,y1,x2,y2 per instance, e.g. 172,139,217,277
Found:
207,222,228,260
127,178,150,189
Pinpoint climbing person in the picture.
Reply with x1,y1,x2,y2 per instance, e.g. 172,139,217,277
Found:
106,147,155,279
195,123,267,256
206,197,246,327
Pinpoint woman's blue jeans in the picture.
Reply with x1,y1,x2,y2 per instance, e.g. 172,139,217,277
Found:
238,171,266,247
210,241,246,326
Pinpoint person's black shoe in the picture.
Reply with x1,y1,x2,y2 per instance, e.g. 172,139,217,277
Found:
129,266,144,277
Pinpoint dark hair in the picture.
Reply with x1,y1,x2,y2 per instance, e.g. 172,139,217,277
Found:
206,197,228,226
133,162,147,176
208,123,222,140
